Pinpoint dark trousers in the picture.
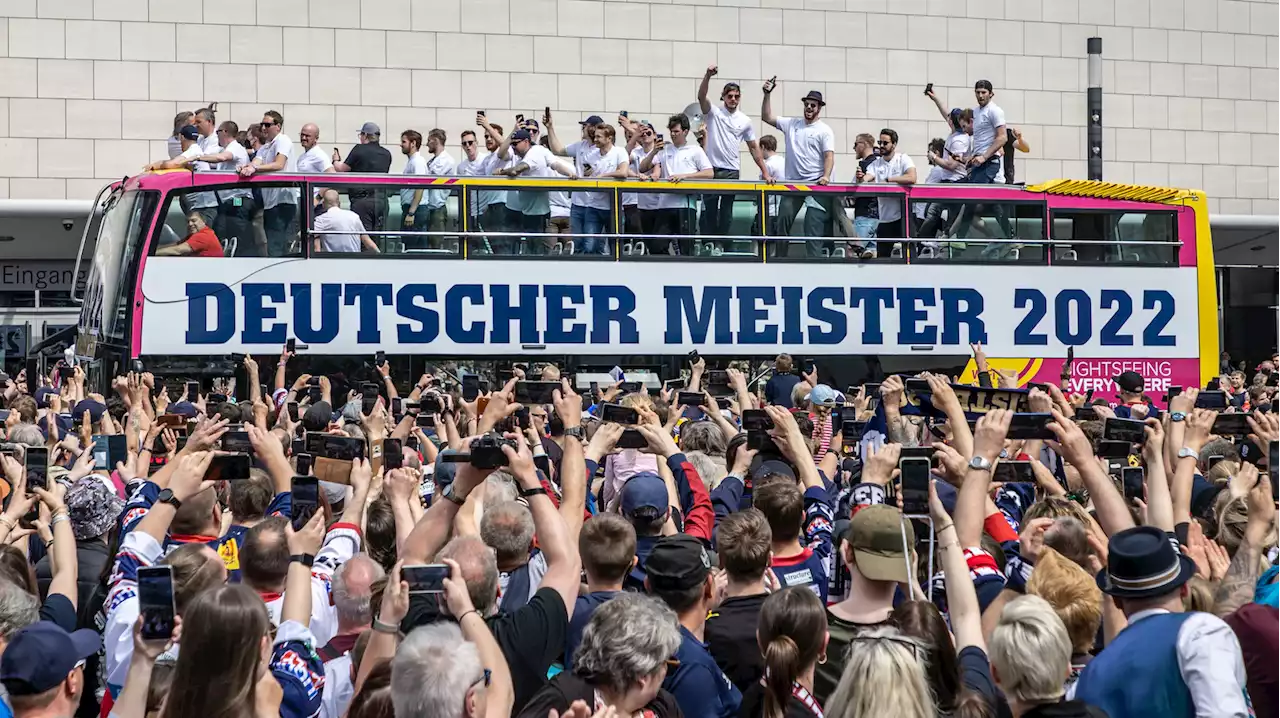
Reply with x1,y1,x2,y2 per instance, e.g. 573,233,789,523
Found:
214,197,253,256
875,218,907,258
700,168,739,236
263,203,296,256
651,208,696,255
351,195,387,233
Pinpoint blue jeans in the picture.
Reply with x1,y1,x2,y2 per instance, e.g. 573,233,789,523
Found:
853,216,878,253
571,205,610,254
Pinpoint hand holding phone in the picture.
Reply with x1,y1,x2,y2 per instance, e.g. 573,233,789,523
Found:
763,75,777,93
137,566,177,641
924,82,934,96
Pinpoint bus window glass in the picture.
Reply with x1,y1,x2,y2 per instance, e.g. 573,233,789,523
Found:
909,200,1045,262
1050,210,1178,265
622,186,760,258
149,185,302,258
80,189,157,345
310,184,461,255
769,190,903,261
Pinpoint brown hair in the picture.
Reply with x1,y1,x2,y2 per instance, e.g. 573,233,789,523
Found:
160,543,226,615
775,353,794,373
427,128,446,144
753,481,803,543
760,135,777,152
717,509,772,581
1026,548,1102,655
580,513,636,584
346,659,395,718
759,588,827,718
892,600,992,718
401,130,422,149
595,123,616,142
8,395,36,424
160,584,270,718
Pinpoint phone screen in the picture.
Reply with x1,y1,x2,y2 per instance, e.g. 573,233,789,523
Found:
1103,418,1147,444
383,439,403,471
1007,413,1055,440
208,453,252,481
1211,413,1250,436
137,566,177,641
899,458,930,515
462,375,480,402
994,460,1034,483
92,435,127,472
287,402,300,422
741,409,773,432
186,381,200,399
1196,391,1227,410
291,477,319,531
1269,441,1278,498
24,447,48,492
618,429,647,449
1121,467,1145,501
676,391,704,407
402,564,450,594
295,453,313,476
600,403,638,424
515,381,559,405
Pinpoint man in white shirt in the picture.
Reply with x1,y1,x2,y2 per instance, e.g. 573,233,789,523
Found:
954,80,1016,252
296,123,336,212
756,135,785,236
194,120,255,255
183,107,223,226
762,85,836,257
399,130,430,247
239,110,298,256
548,113,603,251
424,129,457,241
697,65,771,239
474,117,515,254
550,114,629,255
313,189,379,253
494,129,576,254
916,110,974,247
457,128,492,255
639,114,713,255
857,128,916,257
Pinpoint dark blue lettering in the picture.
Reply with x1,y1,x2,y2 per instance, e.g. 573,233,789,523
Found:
290,283,341,345
185,283,235,344
1099,289,1134,346
590,286,638,344
489,285,541,344
896,287,937,345
1142,290,1175,347
445,285,485,343
241,283,287,344
395,284,439,344
736,286,776,344
342,284,393,344
1054,289,1092,345
806,287,846,344
849,287,895,344
780,286,804,344
940,288,987,345
664,286,732,344
1013,288,1048,345
544,285,586,344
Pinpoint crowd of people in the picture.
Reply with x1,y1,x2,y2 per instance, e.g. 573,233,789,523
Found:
0,343,1274,718
145,72,1031,259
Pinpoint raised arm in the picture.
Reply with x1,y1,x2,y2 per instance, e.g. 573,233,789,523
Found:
502,439,580,615
1047,408,1135,536
1213,470,1274,617
282,509,325,627
36,483,78,608
957,410,1012,547
697,64,716,115
1172,409,1216,526
761,78,778,128
552,381,587,543
931,480,985,652
401,462,489,563
545,112,569,157
1139,418,1174,532
926,87,954,129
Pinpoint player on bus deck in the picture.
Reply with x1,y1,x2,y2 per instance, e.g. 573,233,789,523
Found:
1111,371,1160,419
155,212,224,257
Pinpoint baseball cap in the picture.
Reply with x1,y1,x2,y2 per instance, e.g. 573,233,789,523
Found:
846,504,910,583
580,115,604,125
32,386,55,409
620,472,667,516
643,534,713,592
808,384,838,407
0,622,101,696
1114,371,1144,393
167,402,199,419
524,119,540,131
301,401,332,433
511,129,532,142
72,398,106,425
179,125,200,141
359,122,381,136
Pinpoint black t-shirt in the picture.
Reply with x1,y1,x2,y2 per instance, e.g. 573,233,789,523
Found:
958,645,1014,718
854,155,879,218
739,682,825,718
1002,129,1017,184
403,586,569,713
705,593,768,693
344,142,392,173
40,592,76,632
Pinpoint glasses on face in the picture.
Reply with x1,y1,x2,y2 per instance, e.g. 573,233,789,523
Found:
462,140,476,146
803,102,820,110
876,140,890,146
724,93,741,101
261,121,276,127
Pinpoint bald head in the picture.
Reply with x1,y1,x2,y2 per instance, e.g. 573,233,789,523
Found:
300,123,320,150
333,554,385,630
437,536,499,615
321,188,341,208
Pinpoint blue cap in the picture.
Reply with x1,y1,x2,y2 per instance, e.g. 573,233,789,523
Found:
0,622,101,696
808,384,838,407
511,129,532,142
33,386,55,409
580,115,604,125
620,472,667,516
524,119,540,131
433,449,460,487
168,401,199,418
72,399,106,424
179,125,200,141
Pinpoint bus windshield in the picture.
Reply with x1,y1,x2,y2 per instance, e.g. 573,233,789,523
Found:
77,188,158,355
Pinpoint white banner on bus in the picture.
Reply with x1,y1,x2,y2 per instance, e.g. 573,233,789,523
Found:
138,258,1201,357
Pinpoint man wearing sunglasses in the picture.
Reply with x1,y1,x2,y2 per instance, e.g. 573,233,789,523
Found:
238,110,298,257
697,65,772,241
762,85,836,257
858,128,917,258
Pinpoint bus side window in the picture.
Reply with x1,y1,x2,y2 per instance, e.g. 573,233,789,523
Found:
1051,210,1177,266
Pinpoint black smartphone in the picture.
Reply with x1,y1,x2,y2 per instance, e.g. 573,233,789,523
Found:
515,113,525,124
841,419,866,443
924,82,933,95
420,393,442,415
462,375,480,402
1121,466,1145,501
25,359,39,388
1196,391,1227,410
186,380,200,399
1269,441,1278,498
1007,413,1055,440
514,380,559,405
589,381,600,397
1207,454,1225,471
904,378,930,395
415,413,434,428
207,392,228,404
375,350,386,367
899,457,930,515
130,359,145,374
295,452,313,476
383,438,403,471
24,447,48,492
515,406,531,430
402,564,450,595
600,403,639,424
742,409,773,432
287,401,300,422
1074,406,1099,421
1212,413,1250,436
316,435,365,461
478,109,486,117
864,382,882,396
619,381,643,394
208,453,251,481
291,477,319,531
899,446,936,462
291,438,305,456
1166,386,1183,402
1103,417,1147,444
286,337,297,354
1097,439,1132,459
688,349,699,363
676,391,705,407
618,428,648,449
91,435,128,472
220,430,254,455
137,566,177,641
994,460,1034,484
362,392,377,415
390,397,403,416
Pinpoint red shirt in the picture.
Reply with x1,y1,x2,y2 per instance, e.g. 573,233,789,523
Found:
184,227,223,257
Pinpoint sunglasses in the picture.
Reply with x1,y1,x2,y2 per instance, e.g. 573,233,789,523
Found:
803,102,820,109
261,121,276,127
462,140,476,146
876,140,890,146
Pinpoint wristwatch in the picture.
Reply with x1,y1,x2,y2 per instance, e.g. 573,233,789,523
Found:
968,456,993,472
156,489,182,511
1177,447,1200,460
441,481,468,506
563,426,584,440
1170,411,1186,422
290,553,315,567
519,486,548,499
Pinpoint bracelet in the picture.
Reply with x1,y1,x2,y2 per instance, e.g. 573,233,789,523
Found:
935,522,954,534
519,486,548,499
0,516,16,531
372,618,400,634
457,609,481,623
51,514,70,527
44,540,53,550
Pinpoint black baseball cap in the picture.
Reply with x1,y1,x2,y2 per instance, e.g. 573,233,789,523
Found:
0,622,101,696
643,534,714,592
1114,371,1144,393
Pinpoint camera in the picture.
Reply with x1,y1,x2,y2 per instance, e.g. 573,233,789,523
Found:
440,434,518,470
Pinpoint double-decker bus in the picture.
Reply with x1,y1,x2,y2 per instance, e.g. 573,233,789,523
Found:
72,170,1217,402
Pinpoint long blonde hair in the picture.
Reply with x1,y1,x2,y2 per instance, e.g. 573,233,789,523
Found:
826,627,935,718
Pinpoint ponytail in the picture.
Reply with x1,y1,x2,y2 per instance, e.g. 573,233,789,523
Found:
763,635,801,718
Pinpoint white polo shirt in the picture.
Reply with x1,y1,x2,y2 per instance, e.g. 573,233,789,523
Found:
476,151,509,212
938,131,973,182
774,116,834,182
868,152,915,223
313,206,366,252
652,141,712,210
972,101,1006,158
703,104,757,171
569,141,628,211
296,145,333,174
425,150,457,210
214,141,253,202
512,145,558,216
400,152,428,208
257,133,297,210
